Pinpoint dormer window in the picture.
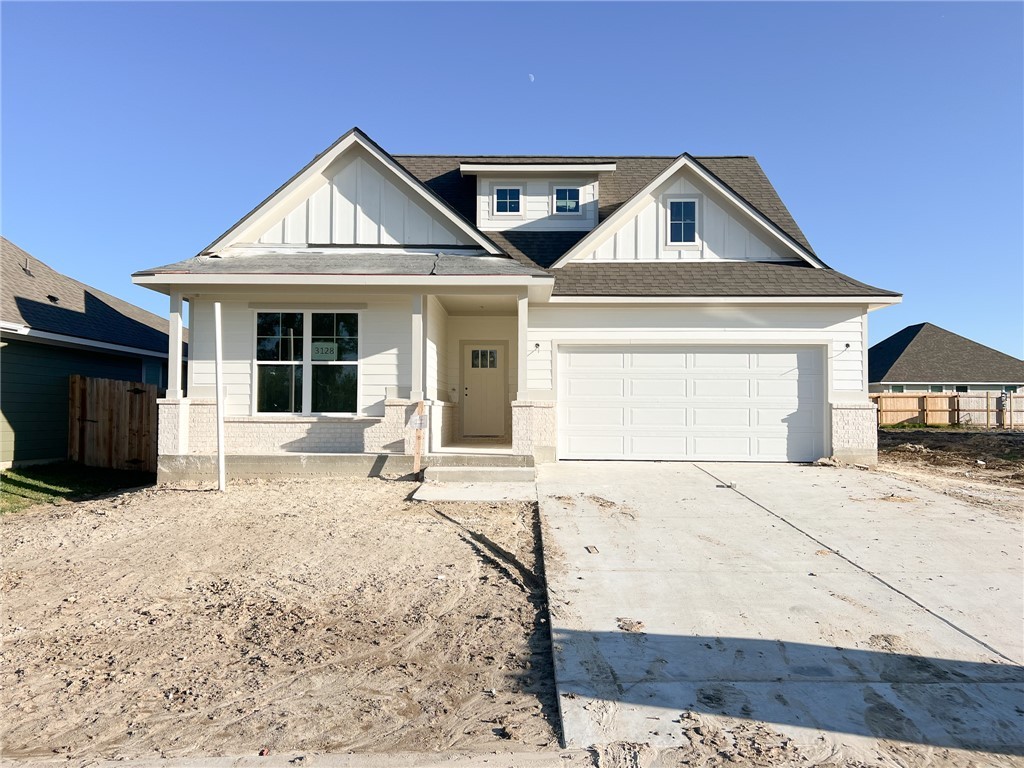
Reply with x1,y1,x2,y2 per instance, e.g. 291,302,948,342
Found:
553,187,581,215
493,187,522,215
667,198,699,245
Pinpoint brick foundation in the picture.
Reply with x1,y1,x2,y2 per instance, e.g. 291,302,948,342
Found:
512,400,557,463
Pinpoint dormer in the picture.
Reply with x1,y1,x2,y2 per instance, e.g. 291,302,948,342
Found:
459,161,616,232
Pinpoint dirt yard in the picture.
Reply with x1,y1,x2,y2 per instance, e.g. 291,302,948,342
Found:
876,429,1024,517
1,478,559,761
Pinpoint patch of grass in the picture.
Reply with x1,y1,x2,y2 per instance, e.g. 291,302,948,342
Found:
0,463,155,515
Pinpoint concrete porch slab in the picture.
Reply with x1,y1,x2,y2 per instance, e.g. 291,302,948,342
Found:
412,481,537,503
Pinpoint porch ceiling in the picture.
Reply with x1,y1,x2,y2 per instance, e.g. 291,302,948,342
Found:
438,294,517,316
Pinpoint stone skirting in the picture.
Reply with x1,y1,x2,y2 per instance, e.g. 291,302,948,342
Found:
512,400,557,463
830,401,878,466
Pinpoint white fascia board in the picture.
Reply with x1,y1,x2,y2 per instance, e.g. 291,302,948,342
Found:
0,322,172,358
132,273,551,288
460,163,617,174
549,154,824,269
206,131,500,255
547,295,899,305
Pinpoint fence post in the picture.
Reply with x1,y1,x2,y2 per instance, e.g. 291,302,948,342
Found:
1011,392,1015,430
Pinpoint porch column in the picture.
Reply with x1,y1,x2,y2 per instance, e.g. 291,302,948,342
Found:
410,294,425,401
168,290,184,399
517,292,528,400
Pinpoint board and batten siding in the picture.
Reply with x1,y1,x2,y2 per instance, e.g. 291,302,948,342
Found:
524,305,867,398
188,296,412,418
426,296,449,402
574,170,796,263
255,150,470,247
475,176,599,232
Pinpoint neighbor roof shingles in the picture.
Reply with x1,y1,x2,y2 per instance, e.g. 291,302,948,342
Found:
2,237,177,354
869,323,1024,383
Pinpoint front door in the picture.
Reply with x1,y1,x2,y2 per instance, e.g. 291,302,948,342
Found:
463,344,505,436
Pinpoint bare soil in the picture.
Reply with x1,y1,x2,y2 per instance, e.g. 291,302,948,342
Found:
876,429,1024,518
1,478,558,760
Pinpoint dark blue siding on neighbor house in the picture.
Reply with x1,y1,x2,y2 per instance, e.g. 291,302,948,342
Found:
1,338,164,465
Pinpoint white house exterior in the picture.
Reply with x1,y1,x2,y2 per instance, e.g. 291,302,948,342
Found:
133,128,900,479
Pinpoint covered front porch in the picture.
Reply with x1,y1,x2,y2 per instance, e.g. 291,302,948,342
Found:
152,280,556,482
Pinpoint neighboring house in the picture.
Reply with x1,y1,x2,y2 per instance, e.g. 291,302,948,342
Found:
132,127,900,478
1,237,185,468
869,323,1024,394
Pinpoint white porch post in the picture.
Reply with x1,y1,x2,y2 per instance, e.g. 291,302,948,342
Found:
517,292,528,400
410,294,425,401
167,290,184,398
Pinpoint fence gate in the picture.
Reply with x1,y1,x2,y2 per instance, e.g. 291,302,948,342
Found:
68,375,160,472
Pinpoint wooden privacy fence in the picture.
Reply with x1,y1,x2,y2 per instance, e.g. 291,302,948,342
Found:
870,392,1021,429
68,375,160,472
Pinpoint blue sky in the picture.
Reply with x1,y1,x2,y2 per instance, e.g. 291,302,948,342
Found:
3,1,1022,356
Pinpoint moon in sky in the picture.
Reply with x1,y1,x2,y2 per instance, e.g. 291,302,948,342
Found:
528,74,535,82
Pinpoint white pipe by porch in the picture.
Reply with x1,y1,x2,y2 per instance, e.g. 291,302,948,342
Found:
213,301,226,492
410,295,425,402
167,290,184,399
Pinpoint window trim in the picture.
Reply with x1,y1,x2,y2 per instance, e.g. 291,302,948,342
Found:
491,185,524,218
663,195,701,250
252,308,362,417
550,184,584,217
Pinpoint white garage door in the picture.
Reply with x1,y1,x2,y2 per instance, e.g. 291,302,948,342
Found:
558,345,825,462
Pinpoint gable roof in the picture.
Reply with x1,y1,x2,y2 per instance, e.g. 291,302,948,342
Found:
2,237,178,355
203,128,503,256
869,323,1024,383
394,154,816,256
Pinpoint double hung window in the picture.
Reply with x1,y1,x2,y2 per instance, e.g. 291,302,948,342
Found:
667,198,698,245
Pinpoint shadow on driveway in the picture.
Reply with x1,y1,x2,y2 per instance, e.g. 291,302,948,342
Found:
553,630,1024,754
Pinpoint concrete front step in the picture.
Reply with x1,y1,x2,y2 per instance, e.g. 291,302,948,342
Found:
425,453,534,468
423,466,536,483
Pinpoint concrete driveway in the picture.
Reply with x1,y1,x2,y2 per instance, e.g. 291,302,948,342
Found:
537,462,1024,757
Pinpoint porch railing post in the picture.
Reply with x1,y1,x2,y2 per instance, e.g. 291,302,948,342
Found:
516,292,529,401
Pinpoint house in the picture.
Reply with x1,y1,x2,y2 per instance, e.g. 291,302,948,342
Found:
1,237,185,468
131,128,900,480
869,323,1024,394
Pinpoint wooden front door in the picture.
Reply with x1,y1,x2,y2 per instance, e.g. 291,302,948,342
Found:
463,345,505,436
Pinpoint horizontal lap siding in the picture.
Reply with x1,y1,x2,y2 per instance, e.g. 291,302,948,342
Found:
189,297,411,417
526,305,866,398
1,338,155,464
476,176,599,232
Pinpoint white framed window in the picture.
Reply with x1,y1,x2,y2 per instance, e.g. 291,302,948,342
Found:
493,186,522,216
666,197,699,246
890,385,905,393
255,310,359,414
552,186,581,215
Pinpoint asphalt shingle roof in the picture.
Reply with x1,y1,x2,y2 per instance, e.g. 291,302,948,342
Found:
135,251,548,278
868,323,1024,384
552,261,899,298
2,237,178,354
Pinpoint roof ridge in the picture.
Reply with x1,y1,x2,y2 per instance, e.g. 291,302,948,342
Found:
391,153,754,160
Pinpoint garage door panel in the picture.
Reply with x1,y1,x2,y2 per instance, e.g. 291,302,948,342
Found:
630,435,689,456
691,351,752,369
559,345,825,462
566,351,624,368
630,350,688,368
692,379,750,398
692,408,751,427
692,435,752,457
629,378,687,397
566,378,624,398
564,406,624,428
631,407,687,426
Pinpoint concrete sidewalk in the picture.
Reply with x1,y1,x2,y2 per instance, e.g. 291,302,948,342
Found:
537,462,1024,756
